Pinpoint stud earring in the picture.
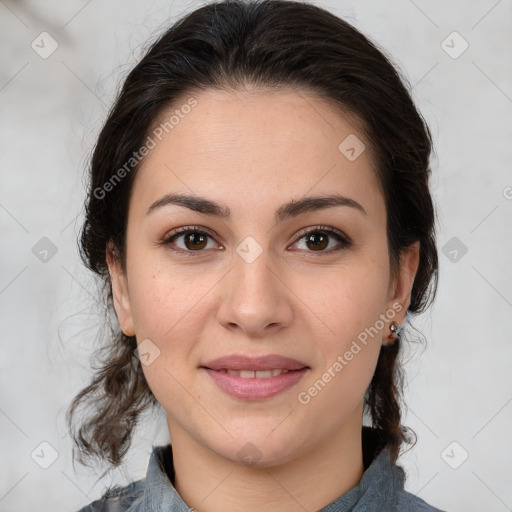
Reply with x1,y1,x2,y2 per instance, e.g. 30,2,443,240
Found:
382,321,399,346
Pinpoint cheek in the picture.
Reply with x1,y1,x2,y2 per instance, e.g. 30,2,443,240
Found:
125,248,210,338
302,260,389,343
298,281,384,421
126,261,211,412
296,258,388,401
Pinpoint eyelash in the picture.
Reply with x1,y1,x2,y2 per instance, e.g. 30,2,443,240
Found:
160,225,353,257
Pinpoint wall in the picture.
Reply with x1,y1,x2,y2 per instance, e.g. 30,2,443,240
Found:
1,1,511,510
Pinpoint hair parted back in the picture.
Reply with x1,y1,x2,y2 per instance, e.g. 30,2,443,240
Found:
67,0,438,471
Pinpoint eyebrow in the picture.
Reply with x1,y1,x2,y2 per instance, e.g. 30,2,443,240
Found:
146,192,367,221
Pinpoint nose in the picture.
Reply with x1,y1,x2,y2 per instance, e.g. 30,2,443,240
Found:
216,246,294,338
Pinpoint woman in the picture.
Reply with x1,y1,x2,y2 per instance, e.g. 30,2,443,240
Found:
68,1,445,510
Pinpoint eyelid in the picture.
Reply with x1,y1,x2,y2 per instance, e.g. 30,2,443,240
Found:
163,225,218,241
289,225,352,251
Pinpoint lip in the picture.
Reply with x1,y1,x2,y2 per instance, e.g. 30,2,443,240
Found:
202,354,309,371
200,354,310,400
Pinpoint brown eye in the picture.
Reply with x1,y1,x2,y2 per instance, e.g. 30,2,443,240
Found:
305,232,329,251
292,226,352,253
162,227,219,254
183,232,208,250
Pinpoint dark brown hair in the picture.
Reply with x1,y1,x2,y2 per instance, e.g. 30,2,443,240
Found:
67,0,438,472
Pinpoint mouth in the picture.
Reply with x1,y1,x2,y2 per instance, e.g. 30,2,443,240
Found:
200,354,310,400
201,354,309,372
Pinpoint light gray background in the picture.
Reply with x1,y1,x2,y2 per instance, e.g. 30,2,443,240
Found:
1,1,511,511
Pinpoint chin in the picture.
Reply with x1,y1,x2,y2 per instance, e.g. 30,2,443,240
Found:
207,426,307,469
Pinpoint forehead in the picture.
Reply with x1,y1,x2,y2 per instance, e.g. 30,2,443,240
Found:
130,87,384,221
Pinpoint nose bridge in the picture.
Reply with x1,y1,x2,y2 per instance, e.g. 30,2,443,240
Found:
234,245,275,300
218,241,292,334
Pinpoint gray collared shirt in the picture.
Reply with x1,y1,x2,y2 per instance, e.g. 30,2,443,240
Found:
76,428,446,511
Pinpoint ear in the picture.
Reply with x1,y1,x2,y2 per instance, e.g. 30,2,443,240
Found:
106,242,135,337
386,240,420,325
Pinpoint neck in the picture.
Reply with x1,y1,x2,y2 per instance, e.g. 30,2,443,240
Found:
167,411,365,512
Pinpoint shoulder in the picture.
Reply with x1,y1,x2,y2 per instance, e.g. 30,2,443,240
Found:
74,444,174,512
74,479,145,512
360,429,447,512
399,490,447,512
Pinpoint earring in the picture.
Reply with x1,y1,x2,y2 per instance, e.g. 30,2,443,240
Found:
382,321,399,346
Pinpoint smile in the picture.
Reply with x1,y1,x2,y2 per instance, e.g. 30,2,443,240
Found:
202,366,309,400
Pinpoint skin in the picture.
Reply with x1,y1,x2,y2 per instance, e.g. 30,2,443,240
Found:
107,86,420,512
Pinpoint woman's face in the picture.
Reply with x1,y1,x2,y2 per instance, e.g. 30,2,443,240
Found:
108,87,419,466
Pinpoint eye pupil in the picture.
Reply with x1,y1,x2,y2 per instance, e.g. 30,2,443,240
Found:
186,232,207,250
306,232,328,251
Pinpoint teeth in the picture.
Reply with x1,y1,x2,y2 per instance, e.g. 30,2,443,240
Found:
224,369,290,378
